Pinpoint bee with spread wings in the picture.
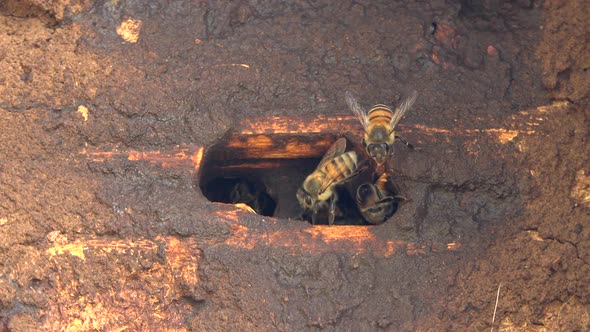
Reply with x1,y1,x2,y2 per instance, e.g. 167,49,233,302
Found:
345,91,417,165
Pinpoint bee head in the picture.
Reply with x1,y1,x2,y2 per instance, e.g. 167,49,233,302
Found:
366,143,390,165
296,187,314,210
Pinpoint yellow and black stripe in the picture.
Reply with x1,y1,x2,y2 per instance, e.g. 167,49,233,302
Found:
367,105,394,125
321,151,357,182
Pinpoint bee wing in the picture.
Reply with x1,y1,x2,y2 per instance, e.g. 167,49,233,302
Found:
317,137,347,169
318,151,360,194
318,176,340,196
390,90,417,128
345,91,369,130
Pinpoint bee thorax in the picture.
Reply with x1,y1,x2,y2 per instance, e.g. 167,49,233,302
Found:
303,174,325,195
368,126,394,143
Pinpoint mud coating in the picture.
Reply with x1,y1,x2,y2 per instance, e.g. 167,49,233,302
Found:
1,0,589,331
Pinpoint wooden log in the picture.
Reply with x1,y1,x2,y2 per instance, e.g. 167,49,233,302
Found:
81,102,563,168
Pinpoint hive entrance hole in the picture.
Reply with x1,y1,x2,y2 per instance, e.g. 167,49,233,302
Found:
198,133,400,225
199,157,319,218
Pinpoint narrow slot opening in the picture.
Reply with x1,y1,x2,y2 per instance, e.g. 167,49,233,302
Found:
198,133,400,225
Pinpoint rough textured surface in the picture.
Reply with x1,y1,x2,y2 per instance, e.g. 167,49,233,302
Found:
0,0,588,330
537,0,590,104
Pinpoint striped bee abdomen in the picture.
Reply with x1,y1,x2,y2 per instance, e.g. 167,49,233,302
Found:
322,151,358,183
367,105,394,124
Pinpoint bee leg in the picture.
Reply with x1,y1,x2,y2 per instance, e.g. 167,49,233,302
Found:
328,196,336,226
395,135,414,149
311,206,320,225
393,195,408,202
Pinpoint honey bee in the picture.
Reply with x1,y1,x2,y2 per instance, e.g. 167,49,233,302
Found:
297,138,360,225
229,179,275,216
345,91,417,165
356,173,400,224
